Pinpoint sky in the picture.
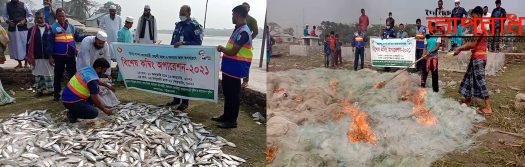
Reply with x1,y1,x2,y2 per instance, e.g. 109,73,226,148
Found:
268,0,525,35
28,0,266,30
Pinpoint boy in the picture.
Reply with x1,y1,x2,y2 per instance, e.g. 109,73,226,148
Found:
323,34,331,68
421,22,441,92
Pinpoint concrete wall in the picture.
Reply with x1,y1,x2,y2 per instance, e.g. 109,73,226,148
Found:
439,52,505,76
289,45,322,57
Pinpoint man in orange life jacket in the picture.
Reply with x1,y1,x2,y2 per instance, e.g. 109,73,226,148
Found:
214,5,253,129
62,58,113,123
50,8,86,101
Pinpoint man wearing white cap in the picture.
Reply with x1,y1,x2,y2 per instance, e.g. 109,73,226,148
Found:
76,31,112,77
99,5,122,43
135,5,157,44
117,16,133,43
76,31,120,107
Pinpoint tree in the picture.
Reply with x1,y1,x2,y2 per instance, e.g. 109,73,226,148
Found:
282,27,294,36
94,1,121,16
63,0,99,20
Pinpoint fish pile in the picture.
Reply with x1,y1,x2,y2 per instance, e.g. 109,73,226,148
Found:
0,103,245,167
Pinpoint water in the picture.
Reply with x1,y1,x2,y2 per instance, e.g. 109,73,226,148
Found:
158,34,263,60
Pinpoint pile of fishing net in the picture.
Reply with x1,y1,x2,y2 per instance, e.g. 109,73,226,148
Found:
267,68,485,166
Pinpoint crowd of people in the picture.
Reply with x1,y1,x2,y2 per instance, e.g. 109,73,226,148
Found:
318,0,508,115
0,0,260,129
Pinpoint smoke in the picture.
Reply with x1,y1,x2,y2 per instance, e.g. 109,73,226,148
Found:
267,68,485,166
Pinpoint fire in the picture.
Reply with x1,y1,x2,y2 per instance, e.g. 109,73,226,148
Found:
340,99,377,144
412,88,437,126
266,145,279,164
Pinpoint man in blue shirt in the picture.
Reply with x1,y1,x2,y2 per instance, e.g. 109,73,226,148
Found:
166,5,203,112
62,58,113,123
352,24,367,71
491,0,506,52
214,5,252,129
323,34,331,68
37,0,56,25
303,25,309,36
450,0,467,49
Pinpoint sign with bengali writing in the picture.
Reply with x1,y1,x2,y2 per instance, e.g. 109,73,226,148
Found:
112,43,219,102
370,38,416,68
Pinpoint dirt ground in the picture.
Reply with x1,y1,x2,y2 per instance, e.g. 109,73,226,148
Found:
270,53,525,166
0,84,266,167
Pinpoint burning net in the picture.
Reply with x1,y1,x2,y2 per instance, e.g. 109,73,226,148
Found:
267,68,484,166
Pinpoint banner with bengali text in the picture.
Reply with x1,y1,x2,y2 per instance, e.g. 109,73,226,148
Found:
112,43,219,102
370,38,416,68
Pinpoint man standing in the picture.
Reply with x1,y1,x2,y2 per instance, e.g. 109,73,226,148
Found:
117,17,133,43
135,5,157,44
2,0,33,69
415,19,427,72
454,6,492,115
352,24,367,71
482,6,492,33
27,11,53,97
386,12,395,28
328,31,336,68
76,31,112,77
359,9,369,31
62,58,113,123
166,5,203,111
49,8,85,101
242,2,258,39
450,0,467,49
398,23,406,38
323,34,331,68
38,0,56,25
214,5,253,129
99,5,122,43
491,0,506,52
303,25,309,37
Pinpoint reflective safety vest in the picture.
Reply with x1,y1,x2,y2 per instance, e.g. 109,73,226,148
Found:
51,22,77,56
221,25,253,79
64,67,99,100
354,33,366,48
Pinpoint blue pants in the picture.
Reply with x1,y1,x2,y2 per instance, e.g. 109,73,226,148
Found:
63,100,98,120
354,47,365,70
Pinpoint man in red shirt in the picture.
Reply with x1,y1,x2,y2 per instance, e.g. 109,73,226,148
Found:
454,6,492,115
358,9,369,31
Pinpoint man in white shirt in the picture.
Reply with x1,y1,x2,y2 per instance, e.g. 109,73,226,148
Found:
99,5,121,43
135,5,157,44
482,6,491,31
76,31,112,77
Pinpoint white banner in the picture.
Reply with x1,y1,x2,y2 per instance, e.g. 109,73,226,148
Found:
370,38,417,68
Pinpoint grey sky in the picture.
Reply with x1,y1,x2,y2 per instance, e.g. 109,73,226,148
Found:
28,0,266,30
268,0,525,33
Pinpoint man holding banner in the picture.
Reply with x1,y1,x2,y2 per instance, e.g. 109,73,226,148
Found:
166,5,204,111
214,5,253,129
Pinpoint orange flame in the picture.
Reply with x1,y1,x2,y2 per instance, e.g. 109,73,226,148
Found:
412,88,437,126
266,145,279,164
340,99,377,144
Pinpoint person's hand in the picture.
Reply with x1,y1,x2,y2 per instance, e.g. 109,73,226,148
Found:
48,57,55,66
453,48,461,56
173,41,183,48
7,20,14,27
18,19,26,26
217,45,225,52
103,108,112,115
241,77,249,88
107,85,116,92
